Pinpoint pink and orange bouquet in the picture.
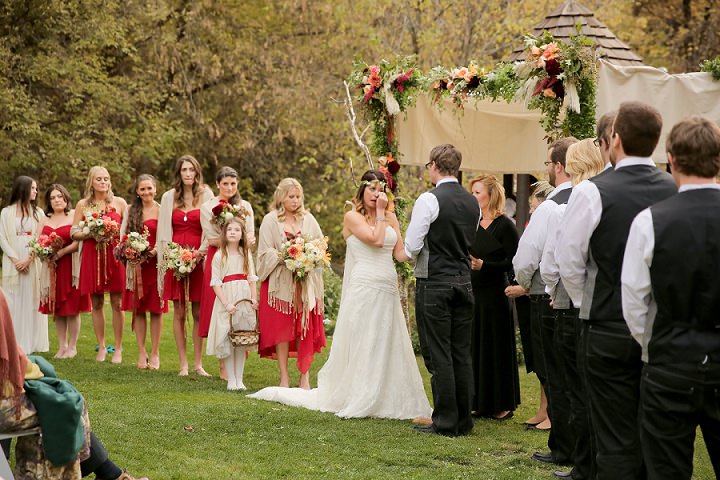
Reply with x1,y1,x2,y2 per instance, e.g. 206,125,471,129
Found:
114,227,151,264
28,232,64,262
78,206,120,244
279,234,331,280
211,199,248,228
161,241,201,280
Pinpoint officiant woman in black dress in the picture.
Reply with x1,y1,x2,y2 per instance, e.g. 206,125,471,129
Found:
468,175,521,420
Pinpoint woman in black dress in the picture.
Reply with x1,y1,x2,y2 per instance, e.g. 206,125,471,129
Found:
469,175,520,420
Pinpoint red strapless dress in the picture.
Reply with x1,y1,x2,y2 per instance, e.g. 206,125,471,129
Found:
79,210,126,295
121,219,167,314
198,244,218,338
38,224,91,316
163,209,204,303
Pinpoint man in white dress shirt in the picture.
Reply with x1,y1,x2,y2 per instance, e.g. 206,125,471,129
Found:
541,112,615,480
557,102,676,480
513,138,576,467
621,116,720,480
404,144,480,436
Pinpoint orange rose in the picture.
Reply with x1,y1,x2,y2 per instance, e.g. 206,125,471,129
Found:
542,42,560,60
287,245,300,259
531,46,542,56
543,88,557,98
181,250,194,263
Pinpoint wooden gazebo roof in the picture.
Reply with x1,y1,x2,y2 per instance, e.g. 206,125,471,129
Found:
508,0,644,66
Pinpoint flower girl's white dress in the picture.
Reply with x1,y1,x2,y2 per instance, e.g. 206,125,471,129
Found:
249,226,432,419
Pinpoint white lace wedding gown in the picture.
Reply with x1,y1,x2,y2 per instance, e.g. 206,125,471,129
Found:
248,227,432,419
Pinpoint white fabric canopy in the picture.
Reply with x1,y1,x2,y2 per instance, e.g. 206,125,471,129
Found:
597,61,720,164
397,60,720,172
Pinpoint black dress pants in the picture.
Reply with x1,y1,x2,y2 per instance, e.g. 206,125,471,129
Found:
585,321,643,480
543,307,573,464
640,363,720,480
528,294,551,383
416,277,474,436
555,309,593,479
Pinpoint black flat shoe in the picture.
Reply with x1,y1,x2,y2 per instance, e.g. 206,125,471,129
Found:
412,424,436,434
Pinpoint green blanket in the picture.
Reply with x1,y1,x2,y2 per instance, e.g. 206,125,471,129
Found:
23,356,85,466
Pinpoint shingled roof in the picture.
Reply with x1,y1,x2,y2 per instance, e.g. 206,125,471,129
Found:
508,0,644,66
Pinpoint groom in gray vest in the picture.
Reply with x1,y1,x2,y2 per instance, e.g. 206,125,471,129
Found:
405,144,480,436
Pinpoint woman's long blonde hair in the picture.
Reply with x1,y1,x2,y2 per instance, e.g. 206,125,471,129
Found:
270,178,305,221
83,166,114,205
470,175,505,220
566,139,604,186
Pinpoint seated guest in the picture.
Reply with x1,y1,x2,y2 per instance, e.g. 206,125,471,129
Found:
0,287,148,480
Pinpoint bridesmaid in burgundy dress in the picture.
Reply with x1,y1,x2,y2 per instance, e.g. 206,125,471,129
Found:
157,155,214,377
120,174,168,370
199,166,255,379
37,184,90,359
72,166,127,363
257,178,326,389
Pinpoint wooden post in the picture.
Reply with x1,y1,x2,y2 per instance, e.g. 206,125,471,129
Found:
516,174,530,236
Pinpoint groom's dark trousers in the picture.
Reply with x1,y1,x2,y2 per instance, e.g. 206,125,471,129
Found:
416,276,474,436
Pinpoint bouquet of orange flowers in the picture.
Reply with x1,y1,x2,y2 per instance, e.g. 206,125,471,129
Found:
28,232,64,262
161,242,201,280
279,233,331,280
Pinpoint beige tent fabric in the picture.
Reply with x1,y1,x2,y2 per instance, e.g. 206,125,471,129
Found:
397,60,720,172
396,95,549,173
596,60,720,164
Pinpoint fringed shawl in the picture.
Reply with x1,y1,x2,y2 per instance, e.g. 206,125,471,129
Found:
257,210,324,336
155,186,214,299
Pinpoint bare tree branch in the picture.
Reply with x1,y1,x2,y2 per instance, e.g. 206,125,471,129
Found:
342,80,374,171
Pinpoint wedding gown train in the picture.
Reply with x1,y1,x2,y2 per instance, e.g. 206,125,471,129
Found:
248,227,432,419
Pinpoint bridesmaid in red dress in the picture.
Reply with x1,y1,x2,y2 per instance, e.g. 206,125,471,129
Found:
257,178,326,389
199,166,255,378
37,184,90,359
120,174,168,370
157,155,214,377
72,166,127,363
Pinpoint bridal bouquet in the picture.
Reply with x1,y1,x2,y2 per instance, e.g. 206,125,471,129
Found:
279,234,331,280
161,242,201,280
114,227,151,264
211,199,248,227
78,206,120,245
28,232,64,262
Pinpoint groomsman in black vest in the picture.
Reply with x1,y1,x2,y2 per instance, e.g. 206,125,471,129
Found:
557,101,676,479
405,144,480,436
515,138,576,467
622,116,720,480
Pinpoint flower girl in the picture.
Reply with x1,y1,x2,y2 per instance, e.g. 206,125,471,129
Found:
206,216,258,390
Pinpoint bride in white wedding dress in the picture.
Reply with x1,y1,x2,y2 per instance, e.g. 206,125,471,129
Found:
248,171,432,419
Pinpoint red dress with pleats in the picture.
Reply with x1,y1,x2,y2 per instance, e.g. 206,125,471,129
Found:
79,210,126,295
38,224,91,316
198,245,217,338
163,209,204,303
121,219,168,314
258,230,326,375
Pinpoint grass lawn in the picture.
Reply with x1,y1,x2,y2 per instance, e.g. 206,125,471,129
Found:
26,305,714,479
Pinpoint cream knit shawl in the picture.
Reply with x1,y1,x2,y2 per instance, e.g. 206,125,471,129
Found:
257,210,324,335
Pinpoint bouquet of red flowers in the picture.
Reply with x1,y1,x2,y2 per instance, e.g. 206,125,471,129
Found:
28,232,64,262
211,199,248,228
78,206,120,245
